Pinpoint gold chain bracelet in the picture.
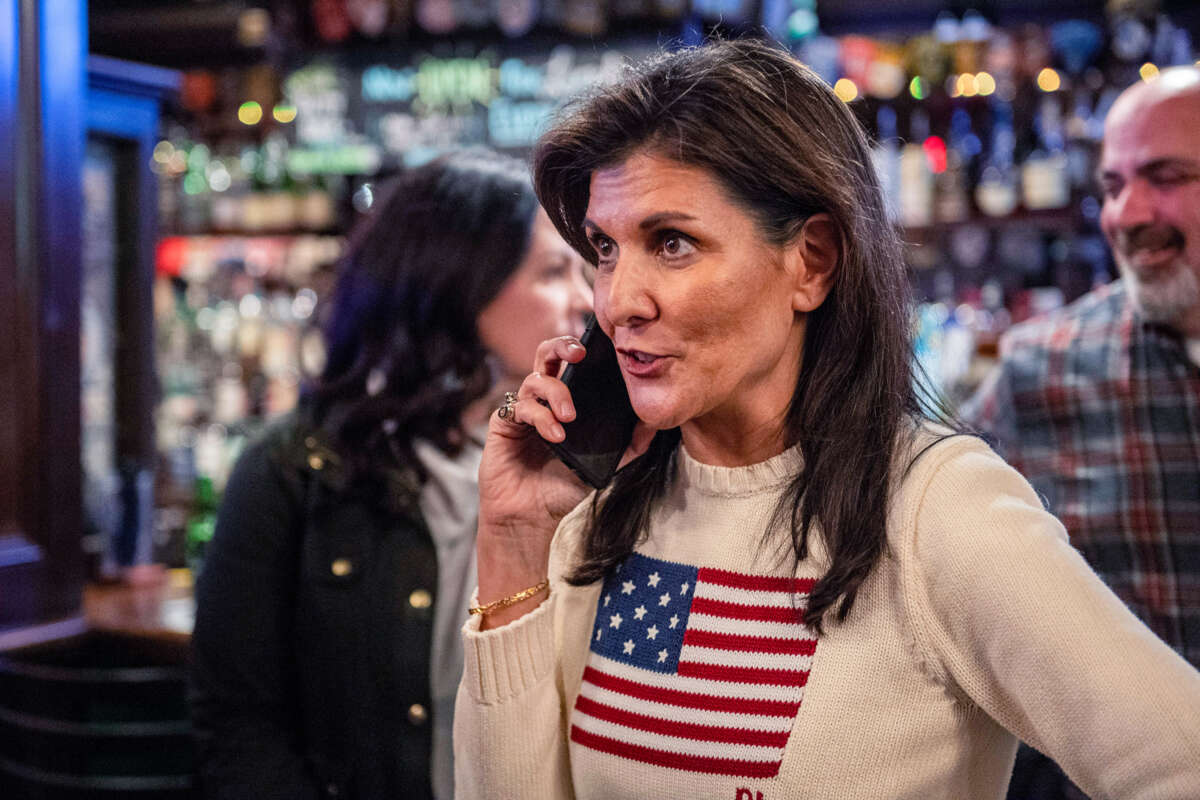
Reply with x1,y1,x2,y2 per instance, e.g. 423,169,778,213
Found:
468,579,550,616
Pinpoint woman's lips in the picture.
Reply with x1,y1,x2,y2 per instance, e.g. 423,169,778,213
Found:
618,348,671,378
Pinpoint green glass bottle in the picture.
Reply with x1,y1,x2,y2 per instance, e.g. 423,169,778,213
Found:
185,475,218,576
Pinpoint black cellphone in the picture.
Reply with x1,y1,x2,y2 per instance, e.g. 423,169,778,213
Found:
545,316,638,489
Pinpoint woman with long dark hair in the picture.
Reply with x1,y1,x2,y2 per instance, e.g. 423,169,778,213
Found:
190,149,592,800
453,40,1200,799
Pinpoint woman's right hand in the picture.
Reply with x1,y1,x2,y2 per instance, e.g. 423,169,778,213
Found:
474,336,593,627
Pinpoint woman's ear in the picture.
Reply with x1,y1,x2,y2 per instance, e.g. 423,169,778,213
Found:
786,213,839,313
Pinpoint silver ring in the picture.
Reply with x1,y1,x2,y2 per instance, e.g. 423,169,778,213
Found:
498,391,519,420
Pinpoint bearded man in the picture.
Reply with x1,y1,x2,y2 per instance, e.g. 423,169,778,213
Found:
965,67,1200,799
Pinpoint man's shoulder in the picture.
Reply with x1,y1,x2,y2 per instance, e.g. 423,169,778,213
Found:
999,281,1127,360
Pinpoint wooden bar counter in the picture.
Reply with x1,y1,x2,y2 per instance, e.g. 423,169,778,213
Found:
0,569,198,796
83,567,196,648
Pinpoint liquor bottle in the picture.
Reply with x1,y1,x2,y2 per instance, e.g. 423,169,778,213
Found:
935,108,975,224
210,149,247,233
299,174,338,232
313,0,354,41
185,475,218,575
562,0,605,35
899,109,934,229
870,105,901,223
1021,95,1070,211
261,134,297,233
496,0,540,37
347,0,390,35
388,0,414,35
651,0,684,21
983,29,1019,106
243,145,269,234
975,100,1019,218
1064,89,1098,193
453,0,491,29
610,0,647,21
178,141,213,234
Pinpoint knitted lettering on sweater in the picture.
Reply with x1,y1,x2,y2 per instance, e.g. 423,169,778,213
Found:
454,433,1200,800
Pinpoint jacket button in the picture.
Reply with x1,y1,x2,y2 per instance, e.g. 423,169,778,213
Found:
331,558,353,577
305,436,318,448
325,782,340,797
408,589,432,609
308,453,324,470
408,703,428,726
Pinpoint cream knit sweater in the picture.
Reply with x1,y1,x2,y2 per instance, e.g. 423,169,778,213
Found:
454,434,1200,799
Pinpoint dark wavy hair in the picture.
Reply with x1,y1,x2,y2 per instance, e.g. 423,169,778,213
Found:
534,38,953,633
306,149,538,484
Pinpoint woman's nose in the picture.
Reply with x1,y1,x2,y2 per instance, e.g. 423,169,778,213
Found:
599,256,657,329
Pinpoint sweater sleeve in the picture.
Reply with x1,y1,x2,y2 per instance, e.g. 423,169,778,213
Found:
452,502,593,800
190,434,321,800
453,594,573,799
902,438,1200,800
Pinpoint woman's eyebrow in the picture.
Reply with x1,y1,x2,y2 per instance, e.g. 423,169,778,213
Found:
583,211,699,236
638,211,698,230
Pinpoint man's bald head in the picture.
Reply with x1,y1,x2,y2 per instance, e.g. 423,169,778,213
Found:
1106,67,1200,135
1099,68,1200,337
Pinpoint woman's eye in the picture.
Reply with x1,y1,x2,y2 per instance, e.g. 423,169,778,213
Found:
658,232,695,259
592,236,616,260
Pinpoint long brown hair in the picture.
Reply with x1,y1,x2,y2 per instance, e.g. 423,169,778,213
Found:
534,38,950,633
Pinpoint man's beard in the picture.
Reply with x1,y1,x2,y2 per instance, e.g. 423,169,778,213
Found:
1112,225,1200,328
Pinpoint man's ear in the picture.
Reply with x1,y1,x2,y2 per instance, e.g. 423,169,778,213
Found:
786,213,839,313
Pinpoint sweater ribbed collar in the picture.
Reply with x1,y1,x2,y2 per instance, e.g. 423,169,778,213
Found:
676,441,804,497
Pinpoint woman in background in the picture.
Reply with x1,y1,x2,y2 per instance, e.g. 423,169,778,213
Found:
190,149,592,800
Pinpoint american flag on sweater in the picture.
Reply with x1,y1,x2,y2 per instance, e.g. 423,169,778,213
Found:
569,551,817,778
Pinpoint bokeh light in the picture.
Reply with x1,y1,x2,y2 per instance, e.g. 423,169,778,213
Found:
833,78,859,102
238,101,263,125
1036,68,1061,92
153,141,175,164
272,103,298,123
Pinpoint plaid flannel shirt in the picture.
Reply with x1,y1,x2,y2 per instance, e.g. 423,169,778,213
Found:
964,280,1200,668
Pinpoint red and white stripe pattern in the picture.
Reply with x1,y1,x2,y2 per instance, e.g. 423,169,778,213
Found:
570,552,817,778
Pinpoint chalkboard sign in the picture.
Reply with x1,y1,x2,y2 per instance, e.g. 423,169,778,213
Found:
283,39,657,172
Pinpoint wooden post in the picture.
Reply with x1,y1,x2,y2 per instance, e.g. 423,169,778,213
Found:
0,0,86,633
